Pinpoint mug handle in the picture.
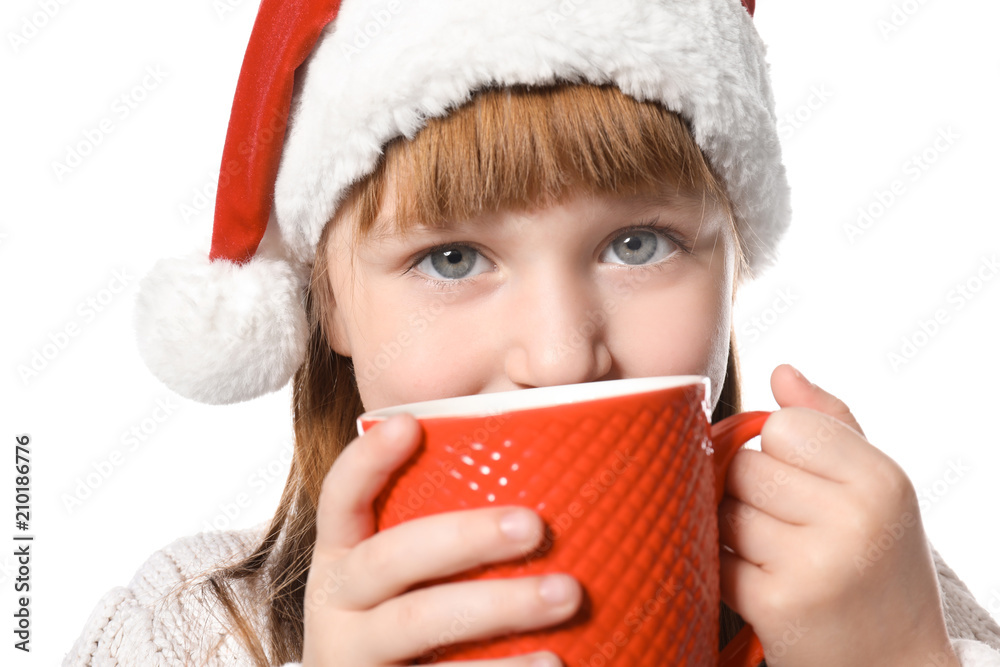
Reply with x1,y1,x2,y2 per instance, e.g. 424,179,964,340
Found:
710,410,772,667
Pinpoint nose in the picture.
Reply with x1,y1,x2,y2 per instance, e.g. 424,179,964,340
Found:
503,267,613,388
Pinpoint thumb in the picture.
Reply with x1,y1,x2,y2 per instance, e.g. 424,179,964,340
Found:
315,413,423,552
770,364,866,438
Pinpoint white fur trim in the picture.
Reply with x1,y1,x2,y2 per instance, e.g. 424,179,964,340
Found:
134,252,308,405
274,0,790,275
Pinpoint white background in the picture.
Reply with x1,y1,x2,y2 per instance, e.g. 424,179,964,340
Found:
2,0,998,664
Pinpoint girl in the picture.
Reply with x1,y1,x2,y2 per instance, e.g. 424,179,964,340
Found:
66,0,1000,665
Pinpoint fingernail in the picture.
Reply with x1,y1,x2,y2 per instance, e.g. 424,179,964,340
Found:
530,653,560,667
499,509,535,542
381,413,410,439
789,364,809,384
538,574,576,605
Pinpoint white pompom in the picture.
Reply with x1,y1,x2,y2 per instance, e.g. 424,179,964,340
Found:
133,253,309,405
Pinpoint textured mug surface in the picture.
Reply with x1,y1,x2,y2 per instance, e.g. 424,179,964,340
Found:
357,377,759,665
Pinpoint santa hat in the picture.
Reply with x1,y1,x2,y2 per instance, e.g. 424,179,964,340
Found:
134,0,789,405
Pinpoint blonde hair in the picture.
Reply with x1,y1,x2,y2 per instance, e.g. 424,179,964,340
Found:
207,83,748,665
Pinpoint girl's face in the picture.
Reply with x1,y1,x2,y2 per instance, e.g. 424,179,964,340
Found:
325,181,737,412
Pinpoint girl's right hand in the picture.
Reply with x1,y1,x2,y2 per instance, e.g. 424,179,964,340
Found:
301,413,582,667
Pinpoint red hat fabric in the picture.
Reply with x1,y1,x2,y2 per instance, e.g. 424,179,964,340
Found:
209,0,343,265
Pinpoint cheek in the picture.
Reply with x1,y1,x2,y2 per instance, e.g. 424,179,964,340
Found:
607,265,732,404
612,287,728,373
349,301,494,411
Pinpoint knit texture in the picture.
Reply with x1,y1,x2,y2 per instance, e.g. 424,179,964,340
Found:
63,526,1000,666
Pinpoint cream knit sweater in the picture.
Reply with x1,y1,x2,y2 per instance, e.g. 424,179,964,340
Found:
64,526,1000,666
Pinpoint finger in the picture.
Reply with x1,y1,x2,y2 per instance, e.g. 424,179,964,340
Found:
365,574,582,665
436,653,562,667
315,413,422,552
723,448,840,525
718,495,790,568
719,547,768,623
770,364,866,437
336,506,546,609
435,654,563,667
760,407,877,483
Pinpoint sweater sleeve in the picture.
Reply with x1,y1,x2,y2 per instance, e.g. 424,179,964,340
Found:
264,546,1000,667
62,531,1000,666
62,527,273,667
933,543,1000,666
954,640,1000,667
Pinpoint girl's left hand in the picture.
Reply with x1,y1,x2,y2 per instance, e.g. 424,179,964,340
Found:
718,364,960,667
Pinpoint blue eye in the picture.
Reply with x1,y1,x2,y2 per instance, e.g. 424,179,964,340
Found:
601,228,677,266
410,224,686,285
415,245,490,281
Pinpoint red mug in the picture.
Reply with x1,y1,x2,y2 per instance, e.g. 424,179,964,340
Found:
358,376,768,666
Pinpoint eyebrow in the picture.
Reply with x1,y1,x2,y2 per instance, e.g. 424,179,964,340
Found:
362,189,715,242
617,189,717,213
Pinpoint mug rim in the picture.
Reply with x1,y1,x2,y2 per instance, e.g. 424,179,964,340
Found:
357,375,710,433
